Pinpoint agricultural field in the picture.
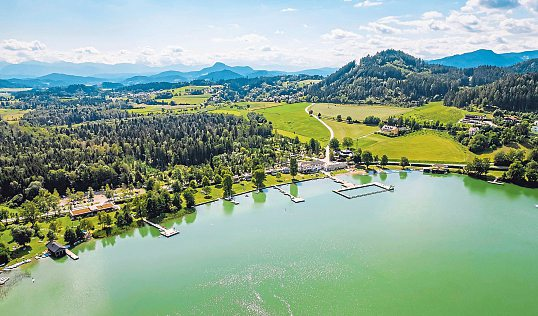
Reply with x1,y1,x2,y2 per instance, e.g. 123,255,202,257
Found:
325,120,379,145
402,101,485,125
311,103,412,121
153,85,218,105
355,130,475,163
256,102,331,144
0,108,29,124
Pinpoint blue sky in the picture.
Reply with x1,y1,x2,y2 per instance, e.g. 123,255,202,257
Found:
1,0,537,69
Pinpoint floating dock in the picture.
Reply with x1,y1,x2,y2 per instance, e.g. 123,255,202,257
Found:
333,182,394,199
273,185,305,203
143,218,179,238
65,249,79,260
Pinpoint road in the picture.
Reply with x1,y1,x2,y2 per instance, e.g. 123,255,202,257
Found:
305,103,334,162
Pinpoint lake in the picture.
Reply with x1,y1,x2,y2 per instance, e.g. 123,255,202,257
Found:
1,172,537,315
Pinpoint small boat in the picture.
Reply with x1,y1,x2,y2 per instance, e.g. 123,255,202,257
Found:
488,178,504,185
0,277,9,285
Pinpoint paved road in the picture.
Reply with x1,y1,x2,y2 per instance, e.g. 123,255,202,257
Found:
305,103,334,162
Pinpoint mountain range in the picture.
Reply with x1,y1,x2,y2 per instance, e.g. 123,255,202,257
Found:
0,61,337,88
429,49,538,68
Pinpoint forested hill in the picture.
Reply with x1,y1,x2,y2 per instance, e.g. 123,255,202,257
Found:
445,73,538,112
306,49,537,107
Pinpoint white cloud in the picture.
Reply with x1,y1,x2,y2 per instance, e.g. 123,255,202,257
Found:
321,28,362,40
354,0,383,8
281,8,297,12
2,39,46,51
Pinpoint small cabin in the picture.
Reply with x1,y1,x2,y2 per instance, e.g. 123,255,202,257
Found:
46,241,66,258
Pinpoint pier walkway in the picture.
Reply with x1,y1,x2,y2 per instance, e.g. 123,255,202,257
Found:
65,249,79,260
272,185,305,203
324,171,394,199
143,218,179,238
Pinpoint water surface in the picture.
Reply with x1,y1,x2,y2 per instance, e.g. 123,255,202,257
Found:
1,172,537,315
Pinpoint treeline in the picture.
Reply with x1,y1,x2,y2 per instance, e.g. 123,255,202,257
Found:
0,113,273,203
20,105,136,126
444,73,538,112
306,49,537,107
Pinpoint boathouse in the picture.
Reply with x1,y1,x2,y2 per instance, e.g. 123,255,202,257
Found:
46,241,66,258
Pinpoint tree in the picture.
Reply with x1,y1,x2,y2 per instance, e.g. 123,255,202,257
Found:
104,184,114,200
64,228,77,245
353,148,362,165
400,157,410,169
525,161,538,182
104,213,112,227
172,192,183,211
183,190,196,208
222,174,233,199
466,158,490,176
290,157,298,179
506,161,525,181
329,138,340,151
346,116,353,124
21,200,39,227
214,174,222,185
380,155,389,167
88,187,94,201
0,242,9,265
361,151,373,169
342,137,353,149
11,225,33,246
47,229,56,241
253,168,266,191
336,114,342,122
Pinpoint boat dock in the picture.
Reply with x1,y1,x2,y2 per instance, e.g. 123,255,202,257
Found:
323,172,355,188
143,218,179,238
272,185,305,203
223,197,239,205
65,249,79,260
334,182,394,199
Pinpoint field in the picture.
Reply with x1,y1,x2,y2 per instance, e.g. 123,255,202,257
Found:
152,85,219,105
355,130,475,163
210,102,330,143
325,120,379,145
255,102,331,144
311,103,412,121
402,102,484,125
0,108,29,123
128,104,200,115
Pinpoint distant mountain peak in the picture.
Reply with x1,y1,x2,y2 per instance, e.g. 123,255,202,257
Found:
429,49,538,68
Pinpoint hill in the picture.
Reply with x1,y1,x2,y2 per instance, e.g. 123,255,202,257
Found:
430,49,538,68
307,50,537,106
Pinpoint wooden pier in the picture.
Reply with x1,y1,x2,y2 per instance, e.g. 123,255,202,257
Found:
143,218,179,238
65,249,79,260
272,185,305,203
333,182,394,199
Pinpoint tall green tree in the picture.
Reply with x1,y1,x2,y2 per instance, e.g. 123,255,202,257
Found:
290,157,298,179
222,174,233,199
253,169,266,191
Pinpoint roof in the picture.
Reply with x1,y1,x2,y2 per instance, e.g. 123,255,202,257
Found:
46,241,65,253
70,206,95,217
96,203,118,211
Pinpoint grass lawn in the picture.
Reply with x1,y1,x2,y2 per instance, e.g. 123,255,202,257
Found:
310,103,412,121
356,130,475,163
325,120,379,146
478,143,532,160
0,108,29,124
256,102,331,144
402,101,485,125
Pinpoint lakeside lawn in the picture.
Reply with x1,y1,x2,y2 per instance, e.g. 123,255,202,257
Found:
356,130,475,163
310,103,412,121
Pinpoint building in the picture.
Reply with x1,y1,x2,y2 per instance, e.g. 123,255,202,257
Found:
324,161,348,171
380,125,399,136
338,149,354,159
503,116,520,124
299,160,325,174
70,202,119,219
532,121,538,134
468,127,480,136
46,241,66,258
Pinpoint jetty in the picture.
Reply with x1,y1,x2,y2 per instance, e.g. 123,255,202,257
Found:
223,197,239,205
323,172,356,188
334,182,394,199
272,185,305,203
143,218,179,238
65,249,79,260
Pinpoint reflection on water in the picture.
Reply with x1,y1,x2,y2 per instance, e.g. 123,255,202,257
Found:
223,200,235,216
290,183,299,197
252,191,267,204
399,171,408,180
185,211,197,224
379,172,388,182
138,225,149,238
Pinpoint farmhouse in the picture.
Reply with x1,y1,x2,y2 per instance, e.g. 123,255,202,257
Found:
70,202,119,219
46,241,66,258
468,127,479,136
380,125,399,136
